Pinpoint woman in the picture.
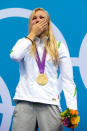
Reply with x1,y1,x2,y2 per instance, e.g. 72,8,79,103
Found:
10,8,78,131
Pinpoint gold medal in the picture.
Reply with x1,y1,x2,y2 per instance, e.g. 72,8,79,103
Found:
37,74,48,85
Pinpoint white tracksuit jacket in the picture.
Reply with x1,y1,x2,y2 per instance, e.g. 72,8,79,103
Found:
10,36,77,111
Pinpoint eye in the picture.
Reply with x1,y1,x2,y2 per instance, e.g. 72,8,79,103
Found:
39,15,44,19
32,16,37,20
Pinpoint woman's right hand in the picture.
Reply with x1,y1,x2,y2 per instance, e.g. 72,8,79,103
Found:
31,18,48,36
26,18,48,42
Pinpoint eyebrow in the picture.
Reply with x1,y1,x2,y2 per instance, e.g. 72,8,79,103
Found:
32,16,37,18
39,15,44,18
32,15,45,18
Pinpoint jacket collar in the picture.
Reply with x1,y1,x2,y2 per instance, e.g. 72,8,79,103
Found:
34,36,48,48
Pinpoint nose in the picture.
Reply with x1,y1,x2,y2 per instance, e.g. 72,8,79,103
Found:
35,16,41,24
36,20,39,24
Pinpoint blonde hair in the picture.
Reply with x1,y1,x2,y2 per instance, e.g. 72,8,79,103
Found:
28,8,59,65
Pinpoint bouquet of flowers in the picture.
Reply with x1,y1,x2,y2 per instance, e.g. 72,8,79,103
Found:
60,108,80,130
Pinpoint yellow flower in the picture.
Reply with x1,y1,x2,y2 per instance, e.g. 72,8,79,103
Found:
71,116,80,125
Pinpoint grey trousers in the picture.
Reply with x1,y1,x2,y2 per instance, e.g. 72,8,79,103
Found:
12,100,63,131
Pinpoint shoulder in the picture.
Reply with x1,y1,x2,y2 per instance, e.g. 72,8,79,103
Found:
11,37,31,51
16,37,28,43
57,41,67,50
57,41,70,58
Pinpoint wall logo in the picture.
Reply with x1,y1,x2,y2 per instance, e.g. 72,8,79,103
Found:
71,34,87,88
0,8,87,131
0,77,14,131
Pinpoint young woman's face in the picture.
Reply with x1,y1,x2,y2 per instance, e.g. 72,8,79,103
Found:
32,10,48,26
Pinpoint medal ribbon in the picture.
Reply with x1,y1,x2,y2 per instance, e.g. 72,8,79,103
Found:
35,47,46,74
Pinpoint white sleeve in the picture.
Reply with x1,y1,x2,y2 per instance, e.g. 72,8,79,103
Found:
10,37,32,62
58,42,77,110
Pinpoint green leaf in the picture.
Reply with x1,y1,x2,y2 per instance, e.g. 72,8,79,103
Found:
60,108,69,117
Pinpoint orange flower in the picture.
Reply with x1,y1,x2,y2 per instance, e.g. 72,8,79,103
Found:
71,116,80,125
70,109,78,115
75,110,79,115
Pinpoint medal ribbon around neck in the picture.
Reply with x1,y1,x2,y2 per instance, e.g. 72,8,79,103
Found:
36,47,46,74
35,46,48,85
